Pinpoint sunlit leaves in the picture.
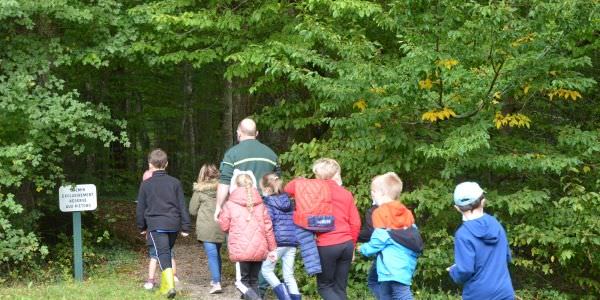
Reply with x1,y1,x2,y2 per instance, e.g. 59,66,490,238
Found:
421,107,456,122
436,58,459,70
494,112,532,129
418,78,433,90
547,88,582,101
352,99,367,111
511,33,536,48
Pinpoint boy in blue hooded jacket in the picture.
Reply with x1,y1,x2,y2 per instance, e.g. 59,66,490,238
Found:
448,182,514,300
359,172,424,300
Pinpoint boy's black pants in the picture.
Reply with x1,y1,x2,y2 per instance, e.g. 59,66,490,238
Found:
148,231,177,270
239,261,262,292
316,240,354,300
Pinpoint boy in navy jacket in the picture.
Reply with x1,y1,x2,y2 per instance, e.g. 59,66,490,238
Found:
136,149,191,298
448,182,514,300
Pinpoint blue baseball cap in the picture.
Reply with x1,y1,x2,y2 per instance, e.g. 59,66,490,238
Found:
453,182,484,206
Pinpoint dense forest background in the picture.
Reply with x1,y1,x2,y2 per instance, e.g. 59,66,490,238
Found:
1,0,599,298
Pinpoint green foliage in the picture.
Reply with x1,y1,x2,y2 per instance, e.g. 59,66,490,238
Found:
1,0,599,297
0,194,48,278
240,0,600,296
0,0,129,279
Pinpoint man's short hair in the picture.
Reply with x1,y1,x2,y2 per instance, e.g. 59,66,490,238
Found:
237,118,257,136
371,172,403,199
148,149,168,169
312,158,341,180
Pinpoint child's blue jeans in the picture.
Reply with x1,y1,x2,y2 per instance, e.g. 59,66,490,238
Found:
203,242,222,283
367,262,380,299
261,246,299,294
379,281,413,300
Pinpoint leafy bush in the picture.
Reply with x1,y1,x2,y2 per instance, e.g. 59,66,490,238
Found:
248,0,599,297
0,194,48,279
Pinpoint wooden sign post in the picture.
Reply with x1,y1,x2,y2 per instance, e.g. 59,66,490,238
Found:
59,184,97,282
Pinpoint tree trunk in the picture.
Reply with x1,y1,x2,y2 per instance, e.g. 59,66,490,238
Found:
125,90,138,174
223,79,234,150
135,90,150,171
84,78,97,175
136,90,150,170
183,62,196,169
233,81,242,131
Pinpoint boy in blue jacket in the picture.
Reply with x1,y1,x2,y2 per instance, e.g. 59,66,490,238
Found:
359,172,424,300
448,182,514,300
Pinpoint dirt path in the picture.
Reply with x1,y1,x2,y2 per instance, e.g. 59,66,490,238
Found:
164,231,240,299
102,200,241,299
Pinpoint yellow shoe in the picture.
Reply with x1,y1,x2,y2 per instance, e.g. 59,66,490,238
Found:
157,268,176,298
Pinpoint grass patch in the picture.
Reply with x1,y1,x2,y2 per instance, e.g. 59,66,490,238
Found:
0,276,165,300
0,247,167,300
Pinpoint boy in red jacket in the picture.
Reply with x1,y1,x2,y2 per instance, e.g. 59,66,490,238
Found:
286,158,361,300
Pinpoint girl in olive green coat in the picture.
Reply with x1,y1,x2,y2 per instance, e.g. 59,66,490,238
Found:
189,164,225,294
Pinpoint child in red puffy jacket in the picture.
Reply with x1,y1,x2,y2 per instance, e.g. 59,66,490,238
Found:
218,172,277,300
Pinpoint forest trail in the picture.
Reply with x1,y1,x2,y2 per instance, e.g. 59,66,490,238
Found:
157,231,240,300
105,200,240,300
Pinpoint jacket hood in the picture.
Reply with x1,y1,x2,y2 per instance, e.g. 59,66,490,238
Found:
389,225,424,253
372,201,415,230
193,180,218,192
463,214,501,245
262,193,293,212
229,187,263,206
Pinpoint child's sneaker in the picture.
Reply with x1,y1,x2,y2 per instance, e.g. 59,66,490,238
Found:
209,282,222,294
143,279,155,290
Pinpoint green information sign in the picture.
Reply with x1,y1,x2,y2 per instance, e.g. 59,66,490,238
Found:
59,184,97,282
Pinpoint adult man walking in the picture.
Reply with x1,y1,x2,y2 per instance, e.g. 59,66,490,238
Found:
214,118,279,299
214,117,279,219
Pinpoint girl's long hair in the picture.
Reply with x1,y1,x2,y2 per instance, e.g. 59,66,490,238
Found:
197,164,219,183
235,174,255,220
260,173,283,196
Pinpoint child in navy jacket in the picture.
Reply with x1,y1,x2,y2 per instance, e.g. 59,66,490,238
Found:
259,173,300,300
448,182,514,300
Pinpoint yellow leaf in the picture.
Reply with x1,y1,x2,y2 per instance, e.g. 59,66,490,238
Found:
353,99,367,111
369,87,386,95
511,33,536,48
494,112,531,129
374,123,382,128
583,166,591,173
547,88,582,101
446,107,457,117
523,84,530,95
422,107,457,123
418,78,433,90
493,91,502,100
437,59,459,70
36,187,43,193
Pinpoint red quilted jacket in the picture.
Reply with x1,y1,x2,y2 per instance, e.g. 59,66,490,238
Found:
284,178,335,232
218,187,277,262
